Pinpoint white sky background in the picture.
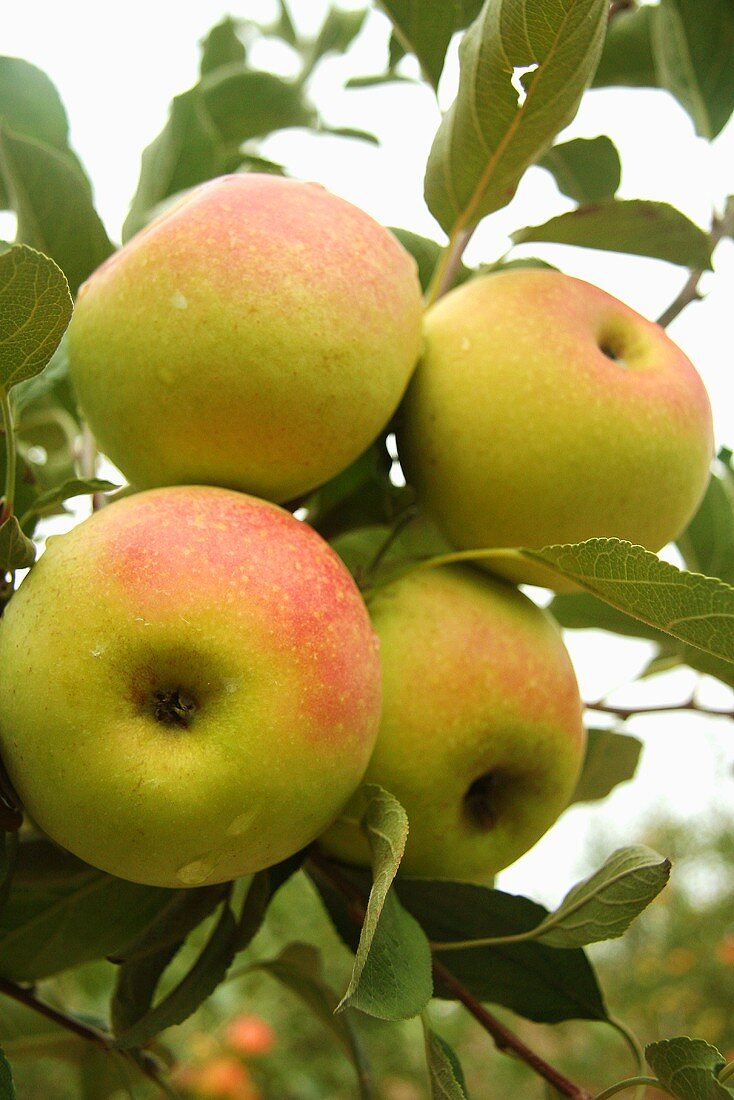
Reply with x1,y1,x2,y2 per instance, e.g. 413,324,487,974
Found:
3,0,734,903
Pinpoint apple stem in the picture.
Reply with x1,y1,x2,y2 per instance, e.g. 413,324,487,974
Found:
0,390,16,524
0,976,181,1098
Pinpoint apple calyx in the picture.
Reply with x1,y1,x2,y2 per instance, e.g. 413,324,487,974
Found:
463,771,505,831
151,688,197,728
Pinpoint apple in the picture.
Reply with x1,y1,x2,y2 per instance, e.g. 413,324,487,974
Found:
398,269,714,586
0,486,381,887
320,564,585,882
67,173,423,502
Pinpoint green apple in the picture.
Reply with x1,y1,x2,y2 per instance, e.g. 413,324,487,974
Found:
398,269,714,586
0,486,382,886
320,564,585,882
67,173,423,502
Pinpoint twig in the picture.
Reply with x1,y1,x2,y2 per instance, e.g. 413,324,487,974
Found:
306,853,593,1100
585,695,734,721
657,201,734,327
432,960,593,1099
0,977,180,1098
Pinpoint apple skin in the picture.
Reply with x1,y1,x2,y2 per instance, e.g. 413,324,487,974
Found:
67,174,423,502
320,564,585,882
0,487,382,887
398,269,714,587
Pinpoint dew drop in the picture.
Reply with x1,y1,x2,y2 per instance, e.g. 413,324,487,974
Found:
176,857,215,886
227,809,257,837
170,290,188,310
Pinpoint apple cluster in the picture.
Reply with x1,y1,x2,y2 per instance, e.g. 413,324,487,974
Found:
0,174,714,889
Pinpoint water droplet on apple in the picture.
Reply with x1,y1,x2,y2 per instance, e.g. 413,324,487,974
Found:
226,809,257,837
460,337,471,352
170,290,188,310
90,644,105,658
176,857,215,886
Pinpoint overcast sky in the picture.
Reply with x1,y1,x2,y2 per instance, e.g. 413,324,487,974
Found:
4,0,734,901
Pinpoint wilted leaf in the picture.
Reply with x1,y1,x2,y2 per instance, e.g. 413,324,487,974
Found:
336,786,433,1020
525,539,734,668
646,1037,733,1099
538,136,621,205
651,0,734,140
423,1020,469,1099
512,200,712,269
523,846,670,948
0,244,72,392
570,728,643,805
424,0,607,235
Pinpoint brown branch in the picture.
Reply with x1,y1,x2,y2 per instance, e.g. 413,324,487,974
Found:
657,201,734,327
586,695,734,721
0,977,180,1097
432,960,593,1100
306,852,592,1099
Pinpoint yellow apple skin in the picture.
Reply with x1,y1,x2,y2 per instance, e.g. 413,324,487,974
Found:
67,174,423,502
398,269,714,586
320,565,585,882
0,487,382,887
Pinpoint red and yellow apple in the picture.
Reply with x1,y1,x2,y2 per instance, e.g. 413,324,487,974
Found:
0,487,381,886
68,174,423,502
321,563,585,882
398,269,714,586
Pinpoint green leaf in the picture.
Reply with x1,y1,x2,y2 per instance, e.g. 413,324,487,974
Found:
646,1037,733,1099
424,0,607,235
397,878,608,1023
524,539,734,669
378,1,463,90
651,0,734,140
423,1019,469,1099
0,244,72,392
593,5,656,88
21,477,118,524
247,943,372,1099
570,728,643,805
525,846,670,948
124,66,314,239
333,516,451,591
0,1049,14,1100
0,517,35,572
308,8,367,69
337,786,433,1020
538,136,621,205
0,839,222,981
677,454,734,586
113,895,240,1048
390,227,472,292
512,200,713,269
199,17,247,76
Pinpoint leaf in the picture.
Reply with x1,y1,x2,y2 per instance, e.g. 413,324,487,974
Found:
593,5,656,88
0,128,113,295
124,67,314,239
0,244,72,392
113,895,240,1048
0,839,223,982
423,1020,469,1099
396,878,608,1023
538,136,621,205
651,0,734,140
21,477,118,523
524,539,734,669
248,943,372,1098
646,1037,733,1099
512,200,712,269
390,227,472,292
424,0,607,235
524,846,670,948
570,728,643,805
378,1,463,90
0,518,35,573
677,454,734,586
337,786,433,1020
308,8,367,70
0,1050,14,1100
199,17,247,76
